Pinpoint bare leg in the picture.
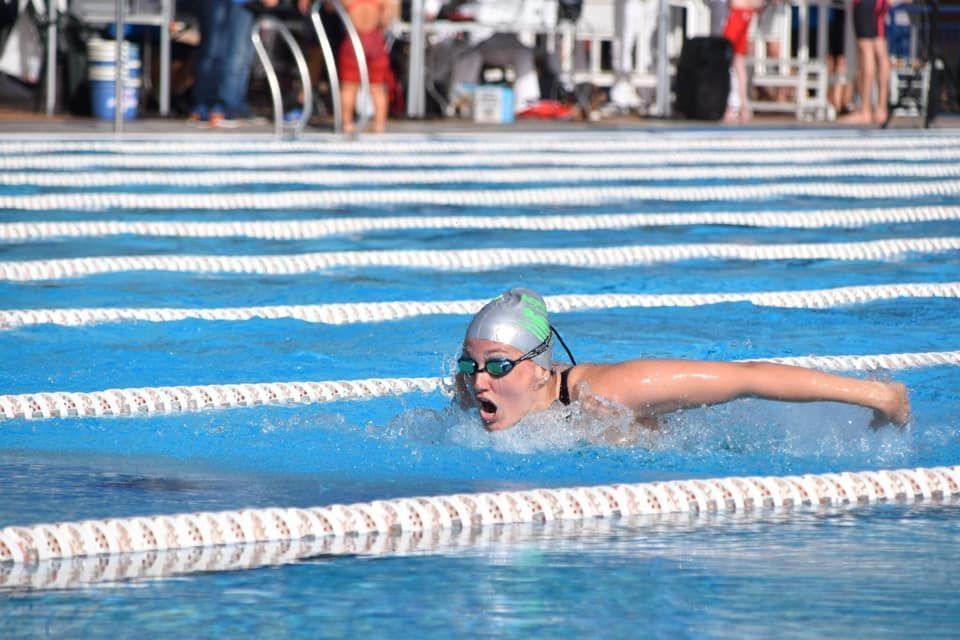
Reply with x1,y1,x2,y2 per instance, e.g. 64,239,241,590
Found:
841,71,853,108
370,83,388,133
839,39,875,124
828,54,852,113
723,59,740,123
724,55,750,123
341,82,358,134
872,38,890,124
733,54,751,122
828,55,840,110
766,40,789,101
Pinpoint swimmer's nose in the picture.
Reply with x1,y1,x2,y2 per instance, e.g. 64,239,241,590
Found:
471,372,493,391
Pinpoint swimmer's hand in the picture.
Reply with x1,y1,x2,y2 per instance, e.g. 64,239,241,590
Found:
869,381,911,429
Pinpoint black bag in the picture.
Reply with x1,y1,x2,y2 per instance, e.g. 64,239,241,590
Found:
1,0,17,29
924,57,945,127
558,0,583,22
675,36,732,121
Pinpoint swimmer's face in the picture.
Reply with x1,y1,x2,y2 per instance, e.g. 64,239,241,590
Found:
461,338,549,431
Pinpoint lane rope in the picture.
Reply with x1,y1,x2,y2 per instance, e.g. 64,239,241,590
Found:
3,207,958,242
1,349,957,420
2,182,958,211
3,238,959,281
0,519,710,590
1,465,957,573
4,164,960,187
2,148,959,170
1,133,958,153
3,282,958,329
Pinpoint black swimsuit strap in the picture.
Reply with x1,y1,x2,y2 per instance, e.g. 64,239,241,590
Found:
558,368,572,406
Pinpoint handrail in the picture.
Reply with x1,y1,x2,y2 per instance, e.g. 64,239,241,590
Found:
328,0,373,135
250,15,313,139
114,0,125,135
406,0,426,117
45,0,56,116
307,1,343,133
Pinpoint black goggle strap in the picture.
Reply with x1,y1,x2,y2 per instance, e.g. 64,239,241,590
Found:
518,335,551,363
550,325,576,365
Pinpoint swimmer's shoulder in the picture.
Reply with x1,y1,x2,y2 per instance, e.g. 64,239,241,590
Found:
554,362,607,403
555,362,661,433
558,359,664,403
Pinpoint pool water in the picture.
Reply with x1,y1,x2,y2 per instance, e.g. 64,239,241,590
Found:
1,130,959,638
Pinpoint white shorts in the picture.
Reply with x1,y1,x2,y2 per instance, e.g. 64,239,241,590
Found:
757,1,789,40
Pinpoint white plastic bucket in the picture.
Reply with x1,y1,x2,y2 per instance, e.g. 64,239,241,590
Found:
87,38,141,120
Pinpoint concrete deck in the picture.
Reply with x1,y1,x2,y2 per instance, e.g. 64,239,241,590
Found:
1,105,957,137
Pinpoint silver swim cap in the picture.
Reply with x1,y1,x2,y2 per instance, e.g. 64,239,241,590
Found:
464,288,553,369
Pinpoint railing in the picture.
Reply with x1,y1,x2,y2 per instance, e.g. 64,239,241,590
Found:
308,0,373,135
250,15,313,139
252,0,372,136
114,1,125,134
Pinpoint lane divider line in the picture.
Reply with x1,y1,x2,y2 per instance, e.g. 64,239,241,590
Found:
3,148,958,170
2,182,960,211
1,349,957,420
3,238,959,282
4,207,958,242
1,465,957,572
3,282,958,329
3,164,960,187
1,132,959,155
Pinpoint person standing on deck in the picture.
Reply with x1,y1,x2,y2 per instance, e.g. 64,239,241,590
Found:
839,0,892,125
300,0,397,133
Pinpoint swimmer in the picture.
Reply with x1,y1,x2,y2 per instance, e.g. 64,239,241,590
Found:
455,288,911,433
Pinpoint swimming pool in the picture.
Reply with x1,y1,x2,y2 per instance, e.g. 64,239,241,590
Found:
1,129,959,638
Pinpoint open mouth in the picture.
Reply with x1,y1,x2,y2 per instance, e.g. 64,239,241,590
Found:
478,398,498,425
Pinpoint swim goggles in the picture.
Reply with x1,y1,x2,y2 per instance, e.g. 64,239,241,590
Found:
457,326,577,379
457,337,551,378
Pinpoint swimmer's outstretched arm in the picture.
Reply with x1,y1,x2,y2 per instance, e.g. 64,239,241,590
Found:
580,360,911,427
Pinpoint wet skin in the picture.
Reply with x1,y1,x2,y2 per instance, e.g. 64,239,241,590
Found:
458,340,911,432
460,338,556,431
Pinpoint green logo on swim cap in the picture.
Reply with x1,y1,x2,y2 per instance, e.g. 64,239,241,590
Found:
520,294,550,341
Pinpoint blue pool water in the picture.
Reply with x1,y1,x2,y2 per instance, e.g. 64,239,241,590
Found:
1,130,960,638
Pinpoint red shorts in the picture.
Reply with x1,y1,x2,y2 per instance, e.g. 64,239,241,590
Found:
337,29,392,84
723,8,756,56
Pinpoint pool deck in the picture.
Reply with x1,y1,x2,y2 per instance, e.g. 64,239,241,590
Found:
2,105,958,137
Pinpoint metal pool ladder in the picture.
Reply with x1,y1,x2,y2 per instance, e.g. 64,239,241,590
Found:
252,0,372,139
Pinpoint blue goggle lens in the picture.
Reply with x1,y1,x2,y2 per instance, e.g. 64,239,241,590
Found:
457,357,515,378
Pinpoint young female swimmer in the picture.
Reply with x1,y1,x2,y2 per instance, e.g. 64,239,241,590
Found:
455,288,911,432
